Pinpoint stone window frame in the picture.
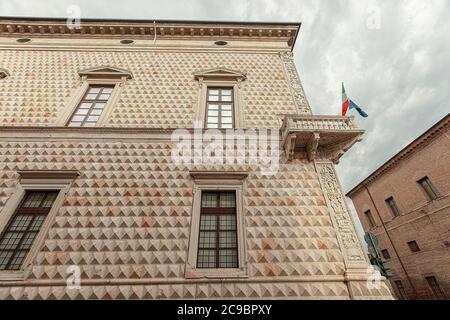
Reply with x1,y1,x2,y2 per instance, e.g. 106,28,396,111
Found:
185,171,248,279
0,170,79,280
56,66,133,127
193,68,246,129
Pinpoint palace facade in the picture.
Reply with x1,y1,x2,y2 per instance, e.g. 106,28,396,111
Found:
0,17,392,299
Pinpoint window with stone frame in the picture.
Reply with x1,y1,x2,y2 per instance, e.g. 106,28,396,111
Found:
205,87,234,129
417,177,439,201
197,191,238,269
381,249,391,260
407,240,420,253
364,210,376,228
67,85,114,127
425,276,445,299
394,280,407,300
0,191,59,270
385,197,400,218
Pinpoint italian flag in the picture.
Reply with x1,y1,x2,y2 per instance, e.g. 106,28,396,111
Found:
341,83,368,118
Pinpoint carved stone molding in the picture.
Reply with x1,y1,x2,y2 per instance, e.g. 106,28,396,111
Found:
0,19,300,50
279,51,311,115
316,162,366,267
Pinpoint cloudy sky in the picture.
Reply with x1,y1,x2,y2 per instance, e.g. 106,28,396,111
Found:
1,0,449,240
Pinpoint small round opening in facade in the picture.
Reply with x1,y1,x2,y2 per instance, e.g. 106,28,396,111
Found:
120,39,134,45
214,41,228,46
16,38,31,43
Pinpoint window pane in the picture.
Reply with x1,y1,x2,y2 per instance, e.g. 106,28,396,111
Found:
71,115,86,122
207,104,219,110
87,116,100,122
199,215,216,231
68,122,82,127
86,93,98,100
221,89,232,96
94,103,106,109
218,249,238,268
75,109,89,115
29,216,46,231
206,123,218,129
197,250,215,268
7,251,27,270
9,215,33,231
221,110,232,117
221,105,232,111
18,232,39,250
219,231,237,248
199,231,216,249
42,193,57,207
0,232,24,250
219,215,236,230
88,87,101,94
221,123,233,129
90,109,103,116
221,117,233,124
99,94,111,100
22,192,46,207
207,110,218,117
208,95,219,102
208,89,219,96
102,87,113,94
202,193,217,207
207,117,218,124
0,251,13,270
221,95,232,102
219,193,235,208
80,103,93,109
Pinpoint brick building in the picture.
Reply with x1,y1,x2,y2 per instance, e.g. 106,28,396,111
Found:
0,17,392,299
347,114,450,300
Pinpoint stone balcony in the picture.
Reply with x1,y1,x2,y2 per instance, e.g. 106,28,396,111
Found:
281,115,365,163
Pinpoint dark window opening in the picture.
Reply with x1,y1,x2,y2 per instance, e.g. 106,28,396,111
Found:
407,241,420,253
0,191,58,270
394,280,407,300
425,276,445,299
364,210,376,227
197,191,238,269
418,177,439,201
381,249,391,260
385,197,400,217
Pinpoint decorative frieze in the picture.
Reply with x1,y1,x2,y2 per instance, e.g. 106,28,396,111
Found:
0,19,299,46
316,162,366,264
279,51,311,115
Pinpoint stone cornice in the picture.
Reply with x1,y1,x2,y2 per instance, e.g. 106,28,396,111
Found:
346,113,450,197
0,17,301,50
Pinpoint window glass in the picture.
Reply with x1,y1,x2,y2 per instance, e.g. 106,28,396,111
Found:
0,191,59,270
67,85,114,127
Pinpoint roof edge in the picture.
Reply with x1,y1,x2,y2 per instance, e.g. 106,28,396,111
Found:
0,16,302,50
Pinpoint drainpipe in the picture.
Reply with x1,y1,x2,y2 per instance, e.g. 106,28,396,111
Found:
364,185,418,299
